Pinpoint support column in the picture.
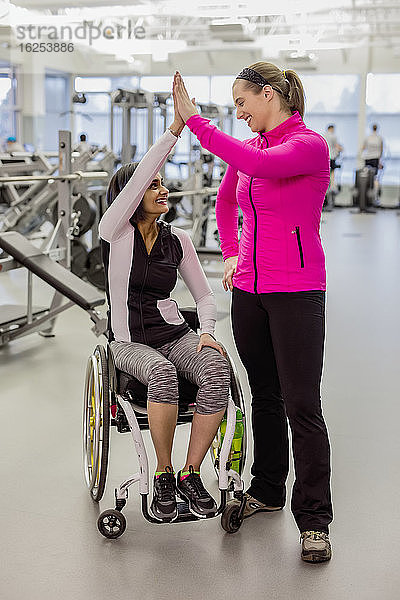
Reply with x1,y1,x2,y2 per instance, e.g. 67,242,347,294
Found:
357,44,372,168
146,92,154,150
19,57,46,150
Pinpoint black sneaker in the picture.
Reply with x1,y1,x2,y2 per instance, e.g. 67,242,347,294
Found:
176,466,217,519
150,466,177,522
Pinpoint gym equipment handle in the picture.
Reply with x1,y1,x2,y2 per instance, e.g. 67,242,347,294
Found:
0,171,109,184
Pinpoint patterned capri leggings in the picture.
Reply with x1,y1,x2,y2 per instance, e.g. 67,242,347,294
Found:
110,330,230,415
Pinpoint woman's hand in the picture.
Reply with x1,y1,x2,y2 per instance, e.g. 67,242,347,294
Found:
173,71,199,122
169,78,185,137
222,256,238,292
197,333,226,357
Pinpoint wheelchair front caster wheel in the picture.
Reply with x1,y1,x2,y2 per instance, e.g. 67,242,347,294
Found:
221,503,243,534
97,509,126,539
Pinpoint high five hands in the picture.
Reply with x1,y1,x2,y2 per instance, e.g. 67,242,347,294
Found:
172,72,234,299
173,71,199,123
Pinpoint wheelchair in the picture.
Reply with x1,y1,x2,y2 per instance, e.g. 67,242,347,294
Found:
82,308,248,539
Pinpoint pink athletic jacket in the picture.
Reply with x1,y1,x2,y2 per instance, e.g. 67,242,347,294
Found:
186,111,330,294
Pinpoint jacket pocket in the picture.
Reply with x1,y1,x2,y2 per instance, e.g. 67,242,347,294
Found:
157,298,185,325
294,226,304,268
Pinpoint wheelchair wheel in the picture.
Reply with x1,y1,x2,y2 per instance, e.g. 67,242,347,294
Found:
97,509,126,539
210,356,247,479
83,345,110,502
221,503,243,534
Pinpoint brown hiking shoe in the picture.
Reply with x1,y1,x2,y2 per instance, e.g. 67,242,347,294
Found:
300,531,332,563
228,493,283,519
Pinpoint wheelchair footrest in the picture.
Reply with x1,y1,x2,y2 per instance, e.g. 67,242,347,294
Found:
176,501,200,522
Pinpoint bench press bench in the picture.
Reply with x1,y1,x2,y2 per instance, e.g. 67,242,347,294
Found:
0,231,106,345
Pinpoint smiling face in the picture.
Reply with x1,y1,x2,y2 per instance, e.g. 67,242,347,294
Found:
232,79,275,133
140,173,169,219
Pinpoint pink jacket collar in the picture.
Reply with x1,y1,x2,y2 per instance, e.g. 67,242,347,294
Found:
259,111,305,140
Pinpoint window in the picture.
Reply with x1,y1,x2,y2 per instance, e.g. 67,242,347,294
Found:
140,75,210,103
302,74,361,184
0,77,12,103
0,64,18,146
73,77,140,154
74,93,111,149
210,75,236,107
366,74,400,184
366,74,400,113
140,76,172,93
302,74,360,114
75,77,112,93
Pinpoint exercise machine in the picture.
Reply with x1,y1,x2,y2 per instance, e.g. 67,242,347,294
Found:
0,131,110,343
351,167,377,214
0,230,106,346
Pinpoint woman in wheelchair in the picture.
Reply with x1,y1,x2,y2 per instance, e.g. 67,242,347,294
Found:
98,99,230,523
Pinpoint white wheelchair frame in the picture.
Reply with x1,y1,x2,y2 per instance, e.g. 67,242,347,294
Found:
83,340,248,539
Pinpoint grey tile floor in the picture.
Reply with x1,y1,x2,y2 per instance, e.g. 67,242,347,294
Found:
1,209,399,600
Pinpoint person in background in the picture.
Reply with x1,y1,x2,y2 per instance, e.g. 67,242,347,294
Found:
323,125,343,191
361,123,384,200
362,123,383,173
75,133,92,155
5,136,25,153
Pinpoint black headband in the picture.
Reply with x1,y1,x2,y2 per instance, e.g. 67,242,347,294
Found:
236,67,269,87
236,67,290,99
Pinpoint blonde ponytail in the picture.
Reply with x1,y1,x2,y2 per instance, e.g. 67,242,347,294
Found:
283,69,305,118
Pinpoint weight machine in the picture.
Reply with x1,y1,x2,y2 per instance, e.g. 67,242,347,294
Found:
184,103,225,252
0,130,109,345
0,145,113,235
351,167,377,214
110,88,171,166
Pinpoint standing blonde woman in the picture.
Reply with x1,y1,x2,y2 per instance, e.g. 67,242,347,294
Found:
173,64,333,562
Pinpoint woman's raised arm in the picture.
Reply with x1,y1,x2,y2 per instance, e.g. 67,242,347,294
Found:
186,115,328,179
99,84,185,243
173,71,328,179
98,131,179,242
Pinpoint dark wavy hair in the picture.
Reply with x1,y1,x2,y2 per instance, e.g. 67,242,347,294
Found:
106,163,146,223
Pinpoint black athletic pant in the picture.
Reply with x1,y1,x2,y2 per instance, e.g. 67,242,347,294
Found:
232,287,333,534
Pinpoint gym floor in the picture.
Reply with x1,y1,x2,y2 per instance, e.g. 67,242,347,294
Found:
1,209,399,600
